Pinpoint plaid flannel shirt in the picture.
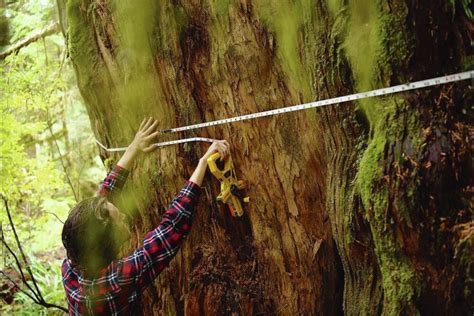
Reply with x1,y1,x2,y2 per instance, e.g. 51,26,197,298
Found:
61,164,201,315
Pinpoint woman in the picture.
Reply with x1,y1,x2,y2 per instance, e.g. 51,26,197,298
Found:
61,117,229,315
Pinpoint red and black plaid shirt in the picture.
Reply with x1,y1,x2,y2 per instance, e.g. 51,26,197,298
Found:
61,165,201,315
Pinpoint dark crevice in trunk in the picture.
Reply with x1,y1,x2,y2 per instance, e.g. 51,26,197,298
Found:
331,238,345,316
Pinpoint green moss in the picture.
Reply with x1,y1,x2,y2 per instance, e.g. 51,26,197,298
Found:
109,1,189,134
355,99,422,312
67,0,103,93
343,0,380,92
112,0,159,117
339,1,422,313
456,237,474,300
326,0,343,16
462,54,474,70
378,244,420,315
356,121,387,207
366,187,420,315
67,0,117,141
209,0,231,21
342,0,412,127
104,157,114,171
253,0,312,98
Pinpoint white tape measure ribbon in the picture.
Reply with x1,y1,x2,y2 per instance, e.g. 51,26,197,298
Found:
97,70,473,152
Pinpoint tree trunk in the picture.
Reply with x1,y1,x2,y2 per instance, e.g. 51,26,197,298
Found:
65,0,473,314
0,0,8,47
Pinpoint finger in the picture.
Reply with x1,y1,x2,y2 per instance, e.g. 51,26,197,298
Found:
141,117,151,131
145,131,160,140
142,117,153,131
219,142,228,153
147,117,156,129
215,144,224,157
144,120,158,135
143,144,157,153
219,144,228,159
139,118,148,130
209,141,217,151
218,148,225,161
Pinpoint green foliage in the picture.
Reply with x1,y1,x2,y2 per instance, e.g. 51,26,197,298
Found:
1,55,66,204
3,0,56,45
2,256,65,315
1,0,103,313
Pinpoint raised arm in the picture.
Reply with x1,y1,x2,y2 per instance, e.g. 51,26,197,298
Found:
116,140,230,292
97,117,159,202
97,165,130,203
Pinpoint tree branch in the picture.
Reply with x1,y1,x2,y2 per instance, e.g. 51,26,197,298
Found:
2,196,43,298
0,22,60,59
0,270,38,303
0,195,68,313
2,201,40,300
0,270,68,312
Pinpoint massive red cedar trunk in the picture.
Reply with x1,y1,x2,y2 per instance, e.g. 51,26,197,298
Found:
65,0,472,314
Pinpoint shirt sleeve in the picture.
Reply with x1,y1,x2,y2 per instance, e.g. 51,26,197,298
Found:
97,164,130,204
115,180,201,293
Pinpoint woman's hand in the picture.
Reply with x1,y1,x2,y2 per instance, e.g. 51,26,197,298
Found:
201,140,230,162
190,140,230,186
117,117,159,170
129,117,160,153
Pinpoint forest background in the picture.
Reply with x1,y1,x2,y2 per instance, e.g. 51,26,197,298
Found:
1,0,102,313
0,0,472,315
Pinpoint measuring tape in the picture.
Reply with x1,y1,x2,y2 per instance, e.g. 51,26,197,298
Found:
96,137,215,152
97,70,473,152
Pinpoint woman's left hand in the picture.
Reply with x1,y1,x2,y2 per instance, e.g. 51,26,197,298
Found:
129,117,160,153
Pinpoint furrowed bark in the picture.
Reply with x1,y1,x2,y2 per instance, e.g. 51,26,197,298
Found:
65,0,473,314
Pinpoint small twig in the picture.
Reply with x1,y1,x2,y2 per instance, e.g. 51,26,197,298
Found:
0,270,68,312
1,224,5,268
0,196,68,313
46,119,79,202
43,47,78,202
43,211,65,224
0,270,38,302
1,231,41,302
1,196,42,302
2,196,43,298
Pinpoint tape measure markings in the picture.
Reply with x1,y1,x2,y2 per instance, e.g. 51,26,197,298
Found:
162,71,472,134
96,137,214,152
97,71,473,152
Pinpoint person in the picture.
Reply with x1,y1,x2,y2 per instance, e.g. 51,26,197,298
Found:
61,117,230,315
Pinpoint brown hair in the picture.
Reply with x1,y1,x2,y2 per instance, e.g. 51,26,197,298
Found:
62,197,120,277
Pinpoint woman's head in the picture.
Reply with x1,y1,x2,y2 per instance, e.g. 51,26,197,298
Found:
62,197,131,276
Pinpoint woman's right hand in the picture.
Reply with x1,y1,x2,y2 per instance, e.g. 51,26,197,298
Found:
201,140,230,162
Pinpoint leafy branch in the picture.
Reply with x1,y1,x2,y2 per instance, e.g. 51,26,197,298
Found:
0,22,60,59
